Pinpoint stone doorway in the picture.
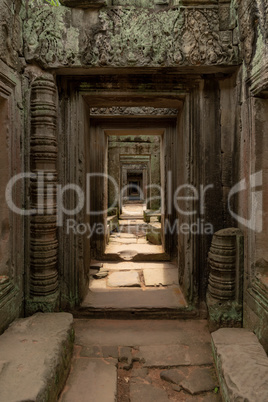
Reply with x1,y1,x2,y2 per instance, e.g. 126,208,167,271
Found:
51,73,217,315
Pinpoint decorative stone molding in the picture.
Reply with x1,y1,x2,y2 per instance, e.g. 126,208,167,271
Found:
206,228,244,331
90,107,178,115
28,75,59,313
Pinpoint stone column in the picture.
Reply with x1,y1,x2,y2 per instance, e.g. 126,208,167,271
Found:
206,228,244,331
26,75,59,314
142,167,147,205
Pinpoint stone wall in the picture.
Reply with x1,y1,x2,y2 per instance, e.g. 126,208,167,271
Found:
236,0,268,351
0,0,24,333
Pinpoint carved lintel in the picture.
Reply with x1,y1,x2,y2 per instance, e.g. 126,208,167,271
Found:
29,75,59,312
24,4,239,68
90,107,178,115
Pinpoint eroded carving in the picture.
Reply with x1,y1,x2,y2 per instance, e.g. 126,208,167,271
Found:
23,4,78,67
23,4,239,68
29,75,59,307
90,107,178,115
0,0,22,69
83,7,237,66
238,0,258,65
256,0,268,41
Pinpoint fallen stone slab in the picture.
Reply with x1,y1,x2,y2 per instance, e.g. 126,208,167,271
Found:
180,367,218,395
107,271,141,287
0,312,74,402
160,368,188,384
212,328,268,402
60,358,117,402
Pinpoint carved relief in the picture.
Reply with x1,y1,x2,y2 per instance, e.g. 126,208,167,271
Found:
256,0,268,41
83,7,237,67
238,0,258,65
23,4,238,68
23,4,78,67
90,107,178,115
0,0,22,69
30,76,59,306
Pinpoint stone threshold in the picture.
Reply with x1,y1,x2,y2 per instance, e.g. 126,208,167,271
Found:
73,307,199,320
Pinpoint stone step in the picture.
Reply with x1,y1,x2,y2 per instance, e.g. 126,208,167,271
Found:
212,328,268,402
0,313,74,402
73,286,199,319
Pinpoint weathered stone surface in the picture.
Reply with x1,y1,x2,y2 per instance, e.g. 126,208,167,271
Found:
143,267,178,286
119,346,133,369
130,381,169,402
132,367,148,378
212,328,268,401
60,358,117,402
107,271,141,287
102,345,119,359
137,343,213,367
0,313,74,402
60,0,107,8
180,367,218,394
80,345,102,357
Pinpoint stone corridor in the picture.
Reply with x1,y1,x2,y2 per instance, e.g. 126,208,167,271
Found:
0,0,268,401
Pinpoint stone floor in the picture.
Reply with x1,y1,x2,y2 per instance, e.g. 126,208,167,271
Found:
83,203,186,314
105,203,165,260
58,319,222,401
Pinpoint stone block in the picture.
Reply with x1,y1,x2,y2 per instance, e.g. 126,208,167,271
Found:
147,222,162,245
143,267,178,286
0,313,74,402
107,271,141,287
212,328,268,402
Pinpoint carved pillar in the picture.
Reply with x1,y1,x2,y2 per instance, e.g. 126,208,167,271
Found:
26,75,59,314
206,228,244,331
